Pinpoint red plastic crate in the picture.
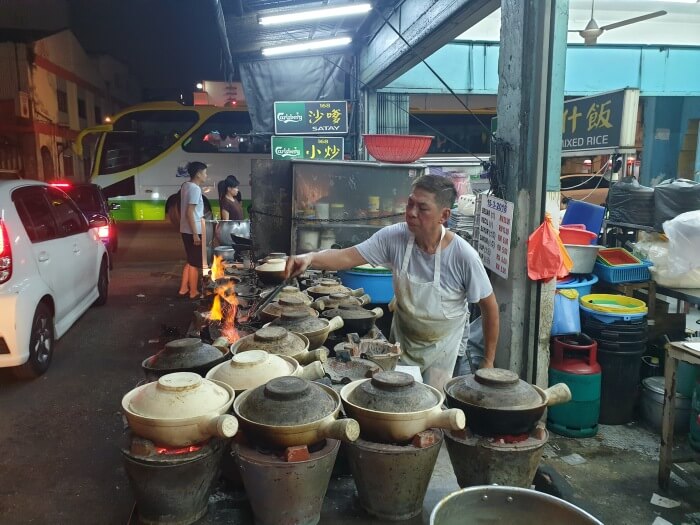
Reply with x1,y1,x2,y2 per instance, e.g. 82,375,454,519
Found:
597,248,641,266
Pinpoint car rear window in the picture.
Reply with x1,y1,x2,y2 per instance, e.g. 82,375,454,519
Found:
65,186,103,213
46,187,88,236
13,187,59,243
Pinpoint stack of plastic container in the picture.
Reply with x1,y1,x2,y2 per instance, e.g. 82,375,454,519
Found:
580,294,648,424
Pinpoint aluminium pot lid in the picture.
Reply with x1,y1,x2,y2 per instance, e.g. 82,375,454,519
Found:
126,372,232,419
233,326,308,357
237,376,337,426
206,349,297,391
144,338,227,371
446,368,542,410
347,371,439,413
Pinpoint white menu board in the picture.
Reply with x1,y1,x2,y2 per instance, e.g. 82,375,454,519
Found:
475,195,514,279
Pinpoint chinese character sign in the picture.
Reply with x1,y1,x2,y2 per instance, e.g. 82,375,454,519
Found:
274,101,348,135
561,90,626,153
475,196,514,279
271,136,345,161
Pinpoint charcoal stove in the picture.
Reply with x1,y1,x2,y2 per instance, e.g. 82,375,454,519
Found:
122,434,226,525
444,425,549,488
344,429,443,521
232,438,339,525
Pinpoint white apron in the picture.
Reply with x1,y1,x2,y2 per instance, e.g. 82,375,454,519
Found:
390,226,468,391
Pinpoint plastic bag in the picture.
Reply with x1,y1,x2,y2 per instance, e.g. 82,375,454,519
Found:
551,289,581,336
663,210,700,276
633,232,700,288
527,213,573,281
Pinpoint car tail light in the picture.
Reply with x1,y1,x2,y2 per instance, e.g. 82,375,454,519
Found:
0,220,12,284
97,225,110,239
49,182,71,188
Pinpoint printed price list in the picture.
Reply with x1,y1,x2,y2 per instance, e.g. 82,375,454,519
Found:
475,196,513,279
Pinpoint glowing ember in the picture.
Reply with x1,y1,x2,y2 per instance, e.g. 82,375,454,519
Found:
155,443,204,455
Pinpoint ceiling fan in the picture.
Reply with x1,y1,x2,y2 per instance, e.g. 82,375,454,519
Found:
570,0,667,46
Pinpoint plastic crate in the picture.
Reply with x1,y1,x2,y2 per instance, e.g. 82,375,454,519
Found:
597,248,642,266
593,260,652,284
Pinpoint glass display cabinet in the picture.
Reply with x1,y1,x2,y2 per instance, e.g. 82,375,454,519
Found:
290,160,425,254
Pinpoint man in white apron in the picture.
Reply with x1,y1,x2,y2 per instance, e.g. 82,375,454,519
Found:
285,175,499,392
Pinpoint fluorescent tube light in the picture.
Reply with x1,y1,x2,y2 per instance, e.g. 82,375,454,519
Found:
262,37,352,56
259,3,372,25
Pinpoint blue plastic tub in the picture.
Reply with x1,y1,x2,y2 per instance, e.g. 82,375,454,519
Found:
593,261,652,284
338,269,394,304
557,274,599,298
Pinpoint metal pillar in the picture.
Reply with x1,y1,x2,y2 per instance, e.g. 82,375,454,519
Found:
492,0,569,385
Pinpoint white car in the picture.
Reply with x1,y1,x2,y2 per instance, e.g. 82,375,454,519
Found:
0,180,109,378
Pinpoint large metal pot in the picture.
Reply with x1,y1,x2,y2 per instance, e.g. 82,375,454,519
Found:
444,369,571,436
233,376,360,447
232,326,327,366
431,486,602,525
206,349,325,393
141,338,230,380
341,371,465,443
121,372,238,446
322,305,384,335
267,310,345,349
305,278,364,300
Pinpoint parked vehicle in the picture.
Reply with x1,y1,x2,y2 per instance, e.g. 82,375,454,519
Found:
560,173,610,207
0,180,109,378
50,181,119,268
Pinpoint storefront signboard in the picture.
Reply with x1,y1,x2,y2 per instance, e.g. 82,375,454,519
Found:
274,101,348,135
561,88,639,156
474,195,514,279
271,136,344,161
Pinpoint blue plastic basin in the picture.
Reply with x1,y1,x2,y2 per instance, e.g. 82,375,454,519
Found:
338,269,394,304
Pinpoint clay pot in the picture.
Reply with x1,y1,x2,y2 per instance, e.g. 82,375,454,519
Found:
267,310,345,349
232,326,327,366
122,372,238,446
324,357,382,386
260,296,319,324
444,368,572,436
233,376,360,447
312,292,371,312
255,258,287,285
322,305,384,336
260,285,313,306
141,338,230,380
305,278,364,300
340,371,465,443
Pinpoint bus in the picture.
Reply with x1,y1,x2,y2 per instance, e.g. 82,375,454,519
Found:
76,101,269,221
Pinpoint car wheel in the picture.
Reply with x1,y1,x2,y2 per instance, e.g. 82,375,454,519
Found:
94,259,109,306
13,303,54,379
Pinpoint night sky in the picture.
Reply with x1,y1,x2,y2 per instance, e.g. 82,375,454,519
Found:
68,0,224,99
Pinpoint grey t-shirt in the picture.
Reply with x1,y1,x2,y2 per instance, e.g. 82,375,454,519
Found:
179,181,204,235
356,223,493,356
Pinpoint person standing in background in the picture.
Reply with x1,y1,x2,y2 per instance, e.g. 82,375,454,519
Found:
218,175,244,221
177,161,208,299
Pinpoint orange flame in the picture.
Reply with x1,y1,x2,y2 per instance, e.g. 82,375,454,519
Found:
210,255,224,282
208,274,239,343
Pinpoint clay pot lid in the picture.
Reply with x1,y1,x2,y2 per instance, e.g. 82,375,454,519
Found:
144,338,227,371
261,286,312,305
329,292,350,300
279,297,304,307
237,376,337,425
127,372,232,419
271,311,327,333
445,368,542,409
206,349,296,391
347,371,439,413
234,327,308,357
307,280,349,296
256,259,285,272
262,298,318,319
323,305,377,320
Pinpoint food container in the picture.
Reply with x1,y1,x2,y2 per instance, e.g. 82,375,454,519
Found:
232,326,327,366
254,258,286,285
259,296,319,323
122,372,238,446
267,311,345,349
640,376,691,434
298,229,320,252
321,305,384,336
233,376,360,447
260,285,312,306
564,244,601,274
213,246,235,261
338,265,394,303
318,229,336,250
141,338,230,380
341,371,465,443
312,292,371,312
206,349,325,393
329,203,346,220
444,368,571,436
305,278,365,300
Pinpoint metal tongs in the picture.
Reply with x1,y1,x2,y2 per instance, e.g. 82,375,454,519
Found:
249,279,290,320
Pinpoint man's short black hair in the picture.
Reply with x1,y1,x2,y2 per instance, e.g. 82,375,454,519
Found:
187,161,207,179
411,174,457,210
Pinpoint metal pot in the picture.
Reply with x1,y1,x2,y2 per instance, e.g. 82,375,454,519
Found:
213,246,236,262
430,486,603,525
233,376,360,447
215,220,251,244
340,371,465,443
267,311,345,349
121,372,238,446
232,326,327,366
206,349,325,393
260,285,313,306
260,296,319,324
312,292,371,311
305,278,364,300
322,305,384,335
141,338,230,380
255,258,286,285
444,369,572,436
640,376,691,434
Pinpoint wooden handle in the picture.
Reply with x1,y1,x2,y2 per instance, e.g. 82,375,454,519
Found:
544,383,572,406
318,418,360,443
298,361,325,380
426,408,466,431
327,315,345,332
